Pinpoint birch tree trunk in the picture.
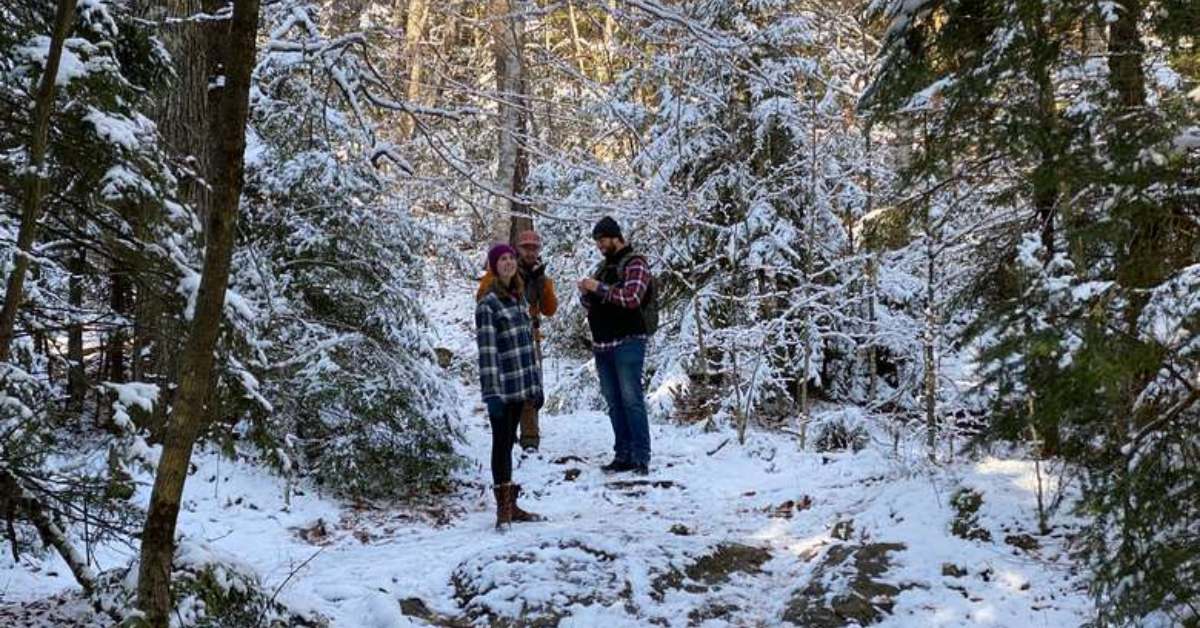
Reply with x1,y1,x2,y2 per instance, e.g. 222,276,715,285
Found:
134,0,260,623
488,0,529,243
0,0,78,362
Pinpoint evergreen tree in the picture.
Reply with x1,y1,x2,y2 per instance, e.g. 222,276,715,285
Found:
0,0,190,592
866,0,1200,621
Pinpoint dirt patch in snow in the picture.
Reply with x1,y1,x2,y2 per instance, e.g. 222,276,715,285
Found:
783,541,913,627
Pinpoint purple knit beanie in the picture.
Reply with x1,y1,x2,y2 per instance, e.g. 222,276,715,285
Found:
486,243,517,273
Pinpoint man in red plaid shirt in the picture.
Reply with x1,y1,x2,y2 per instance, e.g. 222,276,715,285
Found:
578,216,652,476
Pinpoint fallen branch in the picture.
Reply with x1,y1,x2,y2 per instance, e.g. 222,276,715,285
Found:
707,438,731,456
260,546,326,624
0,467,96,594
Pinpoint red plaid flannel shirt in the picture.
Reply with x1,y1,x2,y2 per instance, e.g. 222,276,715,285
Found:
581,255,650,351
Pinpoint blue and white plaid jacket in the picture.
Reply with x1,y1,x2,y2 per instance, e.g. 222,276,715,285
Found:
476,287,543,403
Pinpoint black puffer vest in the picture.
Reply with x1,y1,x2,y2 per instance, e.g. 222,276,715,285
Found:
587,246,647,344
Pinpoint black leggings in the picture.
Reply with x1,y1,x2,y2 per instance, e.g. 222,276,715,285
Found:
489,401,523,484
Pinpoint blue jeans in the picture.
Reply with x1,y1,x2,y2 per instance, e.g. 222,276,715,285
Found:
595,339,650,465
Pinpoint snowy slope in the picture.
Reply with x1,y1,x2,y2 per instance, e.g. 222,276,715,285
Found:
1,399,1092,626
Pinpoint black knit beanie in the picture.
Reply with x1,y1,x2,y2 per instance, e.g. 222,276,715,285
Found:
592,216,622,240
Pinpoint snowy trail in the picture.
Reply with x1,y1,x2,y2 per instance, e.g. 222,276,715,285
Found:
1,407,1092,626
201,410,1090,626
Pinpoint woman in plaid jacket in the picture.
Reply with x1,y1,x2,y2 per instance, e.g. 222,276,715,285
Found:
476,243,545,530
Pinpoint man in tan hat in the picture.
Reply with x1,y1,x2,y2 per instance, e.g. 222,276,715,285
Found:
476,229,557,451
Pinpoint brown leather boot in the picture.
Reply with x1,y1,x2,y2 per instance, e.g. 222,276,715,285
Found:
494,483,514,530
510,484,544,523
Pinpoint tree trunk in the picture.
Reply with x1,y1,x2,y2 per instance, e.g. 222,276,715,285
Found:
68,248,87,411
135,0,217,430
150,0,217,214
105,269,128,386
0,0,78,362
400,0,428,139
1028,3,1059,258
509,70,533,241
567,0,586,75
488,0,528,243
134,0,260,623
921,117,938,462
924,241,938,462
603,0,616,82
863,121,879,403
1107,0,1145,113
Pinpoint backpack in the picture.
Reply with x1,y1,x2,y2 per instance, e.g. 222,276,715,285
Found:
613,253,659,335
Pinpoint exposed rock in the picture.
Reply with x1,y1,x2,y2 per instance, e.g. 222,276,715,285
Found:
398,597,467,627
783,542,912,627
684,543,773,585
832,519,854,541
564,468,581,482
942,562,968,578
669,524,692,536
434,347,454,369
451,538,630,625
688,602,741,624
650,543,772,601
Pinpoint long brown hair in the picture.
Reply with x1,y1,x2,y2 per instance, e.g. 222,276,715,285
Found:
489,269,525,301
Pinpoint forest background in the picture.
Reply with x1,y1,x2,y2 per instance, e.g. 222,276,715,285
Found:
0,0,1197,625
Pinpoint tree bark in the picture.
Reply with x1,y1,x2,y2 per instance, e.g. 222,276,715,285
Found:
1026,0,1059,258
863,123,879,403
567,0,586,75
134,0,260,623
921,117,939,462
400,0,429,139
509,69,533,241
1107,0,1145,113
602,0,616,82
105,269,128,386
135,0,218,431
923,239,938,462
67,248,87,411
0,0,78,362
151,0,218,213
488,0,528,243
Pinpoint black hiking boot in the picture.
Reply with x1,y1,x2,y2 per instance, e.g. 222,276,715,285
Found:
631,463,649,476
600,458,634,474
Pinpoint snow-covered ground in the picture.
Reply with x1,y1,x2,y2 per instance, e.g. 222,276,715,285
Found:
2,398,1092,626
1,279,1093,626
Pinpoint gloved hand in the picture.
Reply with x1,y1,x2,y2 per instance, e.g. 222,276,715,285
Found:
531,390,545,410
485,398,505,420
